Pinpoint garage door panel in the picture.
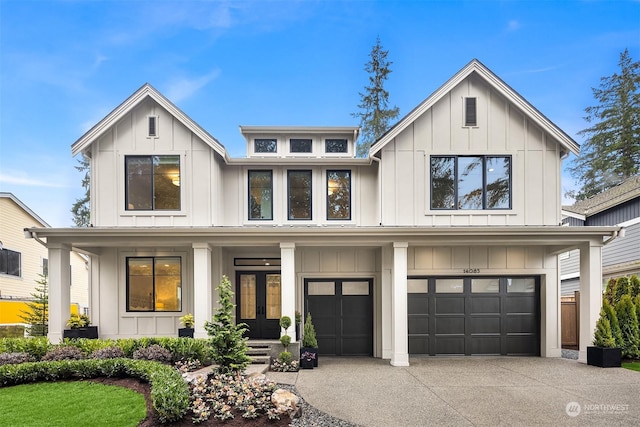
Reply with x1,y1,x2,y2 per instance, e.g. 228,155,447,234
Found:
506,315,537,333
409,336,429,354
435,297,465,314
471,297,500,314
435,316,465,334
342,337,372,355
506,296,536,313
343,317,371,334
435,336,465,355
506,335,538,355
471,316,500,333
409,316,429,334
408,295,429,314
318,337,338,355
470,336,501,355
343,298,371,314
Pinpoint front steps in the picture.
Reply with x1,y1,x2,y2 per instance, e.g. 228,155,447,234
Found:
247,339,300,365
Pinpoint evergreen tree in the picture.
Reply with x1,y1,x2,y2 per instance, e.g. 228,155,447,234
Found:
568,49,640,200
613,276,631,305
204,275,250,373
71,155,90,227
19,274,48,337
615,294,640,359
603,277,617,305
352,36,400,157
302,312,318,348
593,312,615,348
602,298,623,348
630,274,640,298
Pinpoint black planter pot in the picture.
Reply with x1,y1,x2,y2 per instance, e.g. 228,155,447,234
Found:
587,346,622,368
300,358,314,369
63,326,98,340
178,327,194,338
300,347,318,367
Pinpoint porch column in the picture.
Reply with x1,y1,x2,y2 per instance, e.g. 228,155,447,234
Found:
391,242,409,367
280,242,296,339
578,241,603,363
192,243,212,338
48,243,71,343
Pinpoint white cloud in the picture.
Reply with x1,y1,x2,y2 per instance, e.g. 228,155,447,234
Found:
0,172,68,188
506,20,521,32
164,69,222,103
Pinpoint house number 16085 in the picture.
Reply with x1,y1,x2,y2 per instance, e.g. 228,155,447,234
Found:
463,268,480,274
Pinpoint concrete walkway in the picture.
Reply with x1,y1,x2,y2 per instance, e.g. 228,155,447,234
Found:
268,357,640,426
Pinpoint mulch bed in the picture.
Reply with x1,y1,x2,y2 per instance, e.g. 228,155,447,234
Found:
90,377,291,426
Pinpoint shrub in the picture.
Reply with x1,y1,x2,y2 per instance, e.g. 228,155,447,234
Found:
616,295,640,359
613,277,632,305
41,346,85,361
91,346,125,359
602,298,624,347
302,312,318,348
604,278,617,305
0,352,36,365
631,275,640,298
149,364,191,423
593,314,615,348
0,337,52,360
279,316,292,331
133,344,172,363
277,351,292,364
280,334,291,349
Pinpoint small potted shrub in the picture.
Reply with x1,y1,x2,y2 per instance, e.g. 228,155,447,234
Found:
301,312,319,367
179,313,195,338
63,313,98,339
300,350,316,369
587,306,622,367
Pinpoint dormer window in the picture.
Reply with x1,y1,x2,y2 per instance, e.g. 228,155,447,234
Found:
325,139,347,153
254,139,277,153
464,97,477,127
148,116,158,137
290,139,312,153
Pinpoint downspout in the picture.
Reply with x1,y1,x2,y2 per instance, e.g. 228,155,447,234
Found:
602,227,625,246
24,228,47,248
370,155,383,226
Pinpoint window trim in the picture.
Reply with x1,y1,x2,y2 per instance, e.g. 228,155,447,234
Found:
0,248,21,277
290,138,313,154
126,256,182,312
125,155,181,211
248,170,274,221
326,169,352,221
287,170,313,220
324,139,348,154
430,155,512,211
254,138,278,154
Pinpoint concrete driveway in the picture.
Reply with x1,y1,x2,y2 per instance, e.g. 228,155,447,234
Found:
280,357,640,426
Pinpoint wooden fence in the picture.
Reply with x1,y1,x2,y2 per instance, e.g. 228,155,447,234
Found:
561,291,580,349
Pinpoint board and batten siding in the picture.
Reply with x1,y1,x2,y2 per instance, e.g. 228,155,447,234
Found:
380,73,562,227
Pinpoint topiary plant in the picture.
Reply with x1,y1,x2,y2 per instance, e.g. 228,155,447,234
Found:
280,316,292,333
593,311,615,348
302,312,318,349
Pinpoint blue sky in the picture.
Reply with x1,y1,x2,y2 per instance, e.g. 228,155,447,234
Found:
0,0,638,227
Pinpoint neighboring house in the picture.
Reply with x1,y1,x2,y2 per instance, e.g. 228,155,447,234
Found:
0,193,88,325
561,175,640,295
30,60,618,365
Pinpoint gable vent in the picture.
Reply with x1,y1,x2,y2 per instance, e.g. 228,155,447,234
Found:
465,97,477,127
148,116,158,137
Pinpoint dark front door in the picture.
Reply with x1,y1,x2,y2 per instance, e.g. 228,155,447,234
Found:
237,272,281,339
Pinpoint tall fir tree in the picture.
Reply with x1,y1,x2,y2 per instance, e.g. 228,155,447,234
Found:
568,49,640,200
352,36,400,157
71,155,90,227
204,275,251,373
616,294,640,359
19,273,49,337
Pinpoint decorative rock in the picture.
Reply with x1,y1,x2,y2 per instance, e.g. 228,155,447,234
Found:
271,388,302,419
246,372,267,384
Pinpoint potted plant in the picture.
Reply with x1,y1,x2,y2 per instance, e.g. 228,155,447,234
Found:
179,313,195,338
301,312,319,367
63,314,98,339
587,306,622,367
300,350,316,369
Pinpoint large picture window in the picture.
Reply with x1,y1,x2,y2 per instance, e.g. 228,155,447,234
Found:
0,249,21,277
431,155,511,210
288,170,312,220
327,170,351,220
127,257,181,312
125,156,180,210
249,170,273,220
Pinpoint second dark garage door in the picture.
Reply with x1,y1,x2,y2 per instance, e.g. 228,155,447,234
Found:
408,277,540,356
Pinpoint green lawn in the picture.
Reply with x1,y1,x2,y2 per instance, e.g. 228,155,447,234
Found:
0,381,146,427
623,362,640,372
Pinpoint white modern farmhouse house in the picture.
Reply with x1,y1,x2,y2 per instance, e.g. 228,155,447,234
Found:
29,59,619,365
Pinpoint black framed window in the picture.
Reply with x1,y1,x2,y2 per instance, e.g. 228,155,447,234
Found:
249,170,273,220
290,139,312,153
125,155,180,210
288,170,312,220
0,249,21,277
127,257,181,312
430,155,511,210
325,139,348,153
327,170,351,220
254,139,277,153
464,97,477,126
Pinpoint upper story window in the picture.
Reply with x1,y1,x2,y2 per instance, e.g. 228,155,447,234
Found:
290,139,312,153
288,170,312,220
148,116,159,137
249,170,273,220
431,155,511,210
254,139,277,153
327,170,351,220
125,155,180,210
325,139,348,153
127,257,182,312
0,248,21,277
464,97,477,127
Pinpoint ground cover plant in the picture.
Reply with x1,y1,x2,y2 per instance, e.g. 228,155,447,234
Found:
0,380,146,427
622,361,640,372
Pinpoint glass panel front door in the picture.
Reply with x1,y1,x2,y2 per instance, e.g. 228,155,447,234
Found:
237,272,281,339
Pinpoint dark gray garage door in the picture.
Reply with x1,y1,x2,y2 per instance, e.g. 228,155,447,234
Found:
408,277,539,356
304,279,373,356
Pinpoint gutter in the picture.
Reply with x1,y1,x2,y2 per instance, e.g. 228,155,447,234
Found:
24,228,47,248
603,227,625,246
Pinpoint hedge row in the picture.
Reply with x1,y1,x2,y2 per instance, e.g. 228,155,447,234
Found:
0,358,189,423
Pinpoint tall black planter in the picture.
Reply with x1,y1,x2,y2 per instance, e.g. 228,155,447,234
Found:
178,327,194,338
587,346,622,368
63,326,98,339
300,347,318,367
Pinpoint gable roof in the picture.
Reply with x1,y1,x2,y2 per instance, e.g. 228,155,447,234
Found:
71,83,228,160
369,59,580,157
0,192,50,227
563,175,640,216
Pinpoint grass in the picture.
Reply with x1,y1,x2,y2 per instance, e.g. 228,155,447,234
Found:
0,381,146,427
622,361,640,372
